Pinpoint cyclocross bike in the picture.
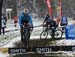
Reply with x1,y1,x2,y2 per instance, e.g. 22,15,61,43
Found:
22,23,31,47
40,25,63,39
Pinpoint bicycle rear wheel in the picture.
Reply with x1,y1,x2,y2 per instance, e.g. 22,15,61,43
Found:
54,29,63,38
40,31,48,39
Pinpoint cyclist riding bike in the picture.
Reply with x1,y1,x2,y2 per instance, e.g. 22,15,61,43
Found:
18,8,33,47
43,14,58,38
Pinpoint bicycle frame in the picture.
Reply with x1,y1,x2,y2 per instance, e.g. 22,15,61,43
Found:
22,23,30,47
40,25,63,39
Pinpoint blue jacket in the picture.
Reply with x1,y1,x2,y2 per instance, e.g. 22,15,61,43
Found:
65,24,75,39
18,12,33,27
61,16,68,25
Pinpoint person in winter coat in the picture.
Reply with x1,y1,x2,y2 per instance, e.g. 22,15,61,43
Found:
18,8,33,47
1,14,7,35
13,16,18,27
60,16,68,31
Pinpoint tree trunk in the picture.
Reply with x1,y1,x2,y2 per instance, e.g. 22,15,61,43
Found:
0,0,3,35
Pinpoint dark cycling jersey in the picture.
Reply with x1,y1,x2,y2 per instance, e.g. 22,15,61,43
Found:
44,16,57,27
21,19,29,25
47,19,57,27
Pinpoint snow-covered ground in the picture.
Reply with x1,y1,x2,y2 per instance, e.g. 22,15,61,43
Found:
0,18,75,57
0,18,74,47
0,53,9,57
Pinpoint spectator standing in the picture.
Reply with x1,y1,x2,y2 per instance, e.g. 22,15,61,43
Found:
1,14,7,35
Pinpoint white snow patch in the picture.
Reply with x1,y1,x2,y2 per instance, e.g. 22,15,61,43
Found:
56,39,75,45
0,53,9,57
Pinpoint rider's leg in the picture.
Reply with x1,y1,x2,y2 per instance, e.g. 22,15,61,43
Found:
25,23,32,48
27,30,31,47
50,26,55,38
52,29,55,38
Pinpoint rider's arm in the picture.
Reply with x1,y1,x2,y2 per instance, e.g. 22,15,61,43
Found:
43,17,47,23
28,14,33,27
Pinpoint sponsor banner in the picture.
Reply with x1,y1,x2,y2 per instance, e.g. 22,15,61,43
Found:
1,46,75,54
8,48,27,54
32,46,75,53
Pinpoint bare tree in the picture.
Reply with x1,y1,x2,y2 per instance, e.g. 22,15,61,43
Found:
0,0,3,35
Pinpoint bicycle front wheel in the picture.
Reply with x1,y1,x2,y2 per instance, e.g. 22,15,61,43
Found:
54,29,63,38
40,31,48,39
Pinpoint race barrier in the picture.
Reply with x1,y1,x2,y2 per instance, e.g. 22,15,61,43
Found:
0,46,75,54
5,24,66,33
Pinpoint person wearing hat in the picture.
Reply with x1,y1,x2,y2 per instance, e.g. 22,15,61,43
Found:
18,8,33,46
